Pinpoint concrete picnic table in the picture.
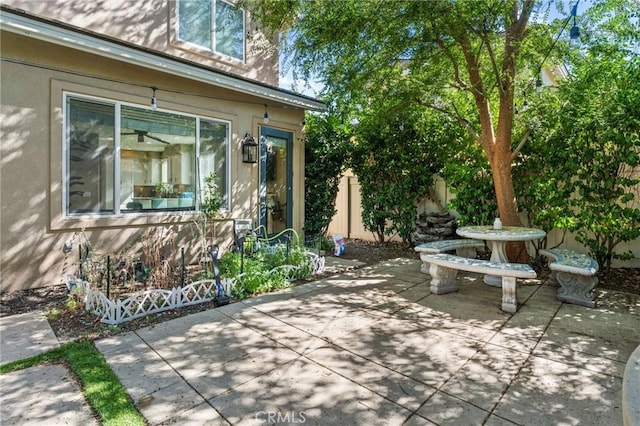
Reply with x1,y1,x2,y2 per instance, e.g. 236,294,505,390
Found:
456,225,546,287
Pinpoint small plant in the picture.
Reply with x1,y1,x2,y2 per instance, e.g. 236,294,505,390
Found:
48,308,61,320
141,226,177,288
202,172,222,220
218,235,316,299
155,181,171,197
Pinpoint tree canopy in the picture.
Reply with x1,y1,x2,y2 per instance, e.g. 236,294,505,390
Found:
248,0,639,260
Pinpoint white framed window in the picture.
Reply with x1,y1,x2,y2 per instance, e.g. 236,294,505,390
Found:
177,0,245,62
63,93,230,216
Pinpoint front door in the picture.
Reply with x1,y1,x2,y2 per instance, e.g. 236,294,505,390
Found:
258,127,293,237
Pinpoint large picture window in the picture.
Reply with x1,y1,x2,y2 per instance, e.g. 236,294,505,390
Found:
177,0,245,62
64,94,230,216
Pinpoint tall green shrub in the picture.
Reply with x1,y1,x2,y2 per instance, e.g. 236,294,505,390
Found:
519,50,640,269
303,111,351,238
350,108,444,243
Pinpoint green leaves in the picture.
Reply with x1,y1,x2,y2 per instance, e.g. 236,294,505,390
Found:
303,110,351,237
520,49,640,269
349,105,446,243
202,172,221,219
249,0,639,269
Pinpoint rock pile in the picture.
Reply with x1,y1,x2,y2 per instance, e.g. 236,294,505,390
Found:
413,212,457,243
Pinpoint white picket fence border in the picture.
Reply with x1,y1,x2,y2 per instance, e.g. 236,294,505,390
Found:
64,251,325,325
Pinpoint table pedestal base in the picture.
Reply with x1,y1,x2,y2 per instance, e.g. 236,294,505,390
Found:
484,241,509,287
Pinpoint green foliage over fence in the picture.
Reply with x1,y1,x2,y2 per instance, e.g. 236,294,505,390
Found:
517,49,640,269
303,111,351,238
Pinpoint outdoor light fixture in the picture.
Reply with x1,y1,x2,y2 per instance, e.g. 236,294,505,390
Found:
569,2,580,41
150,86,157,111
242,133,258,164
535,0,580,89
263,105,269,124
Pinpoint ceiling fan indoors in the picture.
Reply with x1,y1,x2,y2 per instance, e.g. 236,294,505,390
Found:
121,130,170,144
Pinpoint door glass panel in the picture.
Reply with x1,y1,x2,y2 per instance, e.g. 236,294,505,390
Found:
264,135,288,235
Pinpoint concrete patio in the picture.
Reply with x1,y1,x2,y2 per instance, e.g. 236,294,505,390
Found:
2,256,639,425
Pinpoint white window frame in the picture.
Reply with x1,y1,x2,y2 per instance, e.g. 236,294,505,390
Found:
176,0,246,63
62,91,232,217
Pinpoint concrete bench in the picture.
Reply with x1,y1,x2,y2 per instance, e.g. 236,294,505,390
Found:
421,253,537,313
540,248,598,308
415,239,485,274
623,344,640,426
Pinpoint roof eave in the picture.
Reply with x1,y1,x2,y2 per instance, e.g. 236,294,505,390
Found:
0,7,325,111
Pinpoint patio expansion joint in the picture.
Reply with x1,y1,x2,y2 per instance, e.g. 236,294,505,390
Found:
403,284,562,424
221,302,442,422
483,287,565,422
213,306,431,424
132,329,233,424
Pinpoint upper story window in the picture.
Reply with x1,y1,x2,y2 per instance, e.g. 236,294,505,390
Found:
64,93,230,216
177,0,245,62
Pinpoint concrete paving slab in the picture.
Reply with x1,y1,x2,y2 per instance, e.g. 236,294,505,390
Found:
396,283,431,303
494,354,623,425
207,356,413,425
499,304,557,341
322,256,365,273
159,402,230,425
0,364,98,425
402,413,438,425
597,288,640,314
414,390,491,425
521,283,563,311
135,380,208,425
180,343,302,400
384,270,430,285
483,414,520,425
392,304,500,342
556,302,640,337
0,311,59,364
94,333,186,402
415,293,511,330
487,331,539,354
273,306,385,340
321,273,398,290
532,338,629,378
541,306,640,363
220,306,327,354
439,342,532,411
331,325,483,388
303,344,437,411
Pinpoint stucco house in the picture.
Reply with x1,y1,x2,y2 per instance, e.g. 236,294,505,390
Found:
0,1,324,292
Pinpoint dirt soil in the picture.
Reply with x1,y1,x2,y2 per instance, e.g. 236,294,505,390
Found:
1,238,638,343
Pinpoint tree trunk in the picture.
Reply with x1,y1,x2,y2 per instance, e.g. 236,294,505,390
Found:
490,140,528,263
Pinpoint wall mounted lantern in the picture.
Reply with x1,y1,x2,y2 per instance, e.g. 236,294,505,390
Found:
242,133,258,164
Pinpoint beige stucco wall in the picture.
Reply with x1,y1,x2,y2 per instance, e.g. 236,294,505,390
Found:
2,0,279,86
0,31,305,292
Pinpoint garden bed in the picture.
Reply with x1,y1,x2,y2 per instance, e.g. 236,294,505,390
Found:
63,247,325,325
